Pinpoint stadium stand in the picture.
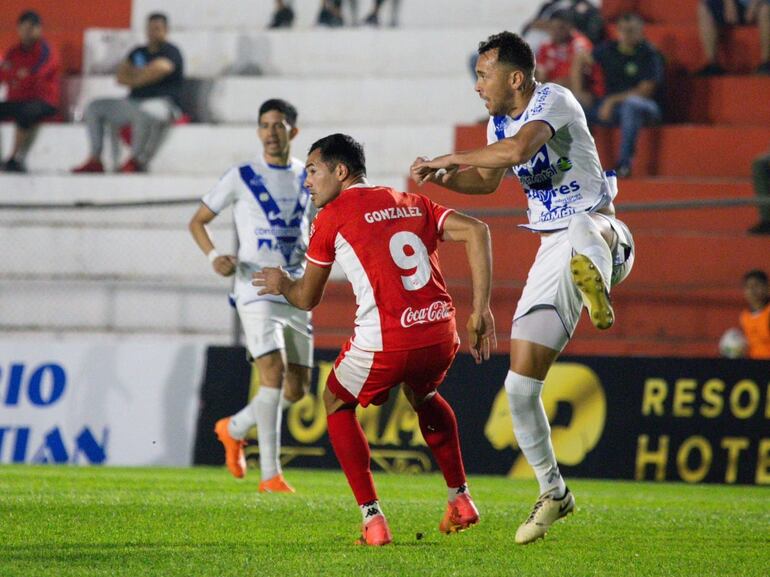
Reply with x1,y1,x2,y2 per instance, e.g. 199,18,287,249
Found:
1,0,767,358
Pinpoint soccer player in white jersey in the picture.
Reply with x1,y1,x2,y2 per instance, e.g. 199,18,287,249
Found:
412,32,635,544
189,99,314,493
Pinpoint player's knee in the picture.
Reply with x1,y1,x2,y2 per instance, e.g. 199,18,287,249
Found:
505,371,544,413
282,386,305,403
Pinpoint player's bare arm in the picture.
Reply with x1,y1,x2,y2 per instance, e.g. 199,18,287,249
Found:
188,203,237,277
417,121,552,176
441,211,496,363
411,156,505,195
252,262,331,311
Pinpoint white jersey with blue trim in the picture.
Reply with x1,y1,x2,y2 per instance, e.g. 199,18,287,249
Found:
486,82,617,232
202,156,314,305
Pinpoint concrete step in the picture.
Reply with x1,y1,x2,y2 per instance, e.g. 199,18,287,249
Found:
1,121,443,180
84,27,501,77
130,0,538,31
62,75,482,125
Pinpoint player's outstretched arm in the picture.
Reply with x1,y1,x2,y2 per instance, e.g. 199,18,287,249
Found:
188,203,237,277
411,156,505,196
252,263,331,311
441,211,496,363
416,121,553,176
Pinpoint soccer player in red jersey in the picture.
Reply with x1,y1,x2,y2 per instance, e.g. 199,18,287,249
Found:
253,133,495,546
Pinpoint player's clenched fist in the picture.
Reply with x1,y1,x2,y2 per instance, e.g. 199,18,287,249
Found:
252,266,290,296
212,255,237,277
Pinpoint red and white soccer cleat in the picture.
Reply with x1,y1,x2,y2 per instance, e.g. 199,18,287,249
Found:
356,515,393,546
214,417,246,479
439,493,480,534
258,473,296,494
118,157,145,173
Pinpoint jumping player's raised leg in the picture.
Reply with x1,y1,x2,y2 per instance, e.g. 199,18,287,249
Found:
568,212,617,330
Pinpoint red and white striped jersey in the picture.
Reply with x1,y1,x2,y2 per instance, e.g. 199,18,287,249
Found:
306,184,457,351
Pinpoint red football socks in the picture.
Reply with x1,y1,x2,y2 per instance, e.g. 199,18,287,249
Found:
417,393,466,488
327,408,378,505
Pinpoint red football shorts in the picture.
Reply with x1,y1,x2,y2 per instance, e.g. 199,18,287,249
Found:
326,337,460,407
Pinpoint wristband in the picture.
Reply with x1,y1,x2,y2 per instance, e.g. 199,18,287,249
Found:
207,249,219,263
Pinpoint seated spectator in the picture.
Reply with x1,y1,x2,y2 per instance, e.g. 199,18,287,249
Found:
363,0,402,27
748,148,770,234
269,0,295,28
318,0,346,27
696,0,770,75
72,13,183,174
522,0,604,54
0,11,60,173
573,12,664,178
535,10,593,90
739,269,770,359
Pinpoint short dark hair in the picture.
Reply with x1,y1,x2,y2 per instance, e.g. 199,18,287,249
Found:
308,134,367,178
744,269,768,285
147,12,168,26
478,31,535,78
18,10,42,26
259,99,298,127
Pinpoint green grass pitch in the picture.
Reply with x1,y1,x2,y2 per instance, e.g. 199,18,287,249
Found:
1,465,767,577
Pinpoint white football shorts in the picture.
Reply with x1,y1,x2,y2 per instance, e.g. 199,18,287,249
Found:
513,214,635,339
237,300,313,367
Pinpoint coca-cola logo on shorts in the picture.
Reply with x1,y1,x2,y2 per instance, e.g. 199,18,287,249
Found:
400,301,453,328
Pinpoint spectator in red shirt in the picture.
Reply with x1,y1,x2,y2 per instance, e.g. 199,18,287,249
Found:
535,10,593,90
0,11,60,173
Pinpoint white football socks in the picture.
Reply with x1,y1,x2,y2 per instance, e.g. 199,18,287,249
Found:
568,212,613,289
227,386,283,481
505,371,566,497
360,499,384,522
447,484,469,502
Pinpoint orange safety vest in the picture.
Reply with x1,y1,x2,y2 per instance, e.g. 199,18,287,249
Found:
739,302,770,360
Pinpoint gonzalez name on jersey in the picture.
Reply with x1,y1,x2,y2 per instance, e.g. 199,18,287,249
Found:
487,82,617,231
305,184,457,352
202,156,313,305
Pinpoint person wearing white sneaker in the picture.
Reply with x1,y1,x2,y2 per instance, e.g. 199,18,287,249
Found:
412,31,636,544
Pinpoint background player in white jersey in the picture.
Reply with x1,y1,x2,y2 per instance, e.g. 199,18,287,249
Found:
412,32,635,544
188,99,314,493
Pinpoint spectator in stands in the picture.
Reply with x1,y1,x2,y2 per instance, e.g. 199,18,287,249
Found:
739,269,770,359
72,13,184,174
269,0,295,28
363,0,402,27
572,12,664,178
318,0,347,26
522,0,604,54
0,11,60,173
748,148,770,233
696,0,770,75
535,10,593,90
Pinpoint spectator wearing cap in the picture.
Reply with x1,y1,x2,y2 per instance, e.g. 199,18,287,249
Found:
72,12,184,174
0,10,60,173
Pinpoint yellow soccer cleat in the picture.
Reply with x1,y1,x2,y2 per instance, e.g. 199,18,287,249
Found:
571,254,614,330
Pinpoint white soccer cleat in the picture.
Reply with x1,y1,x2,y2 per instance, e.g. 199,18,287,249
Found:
515,487,575,545
570,254,614,330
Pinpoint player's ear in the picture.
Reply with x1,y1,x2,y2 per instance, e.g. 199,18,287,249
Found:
289,126,299,141
335,162,349,182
